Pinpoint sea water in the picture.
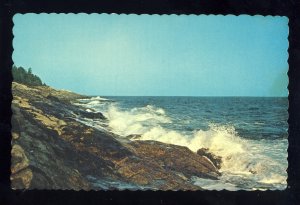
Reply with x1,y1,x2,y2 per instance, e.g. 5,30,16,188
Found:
74,96,288,190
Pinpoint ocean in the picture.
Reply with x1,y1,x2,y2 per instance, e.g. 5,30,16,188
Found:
73,96,288,190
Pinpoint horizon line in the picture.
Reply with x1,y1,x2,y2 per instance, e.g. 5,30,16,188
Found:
88,95,288,98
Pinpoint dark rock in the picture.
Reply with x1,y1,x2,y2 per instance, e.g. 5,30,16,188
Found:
129,141,221,180
197,148,222,169
76,110,106,120
46,94,60,102
11,82,221,190
126,134,142,140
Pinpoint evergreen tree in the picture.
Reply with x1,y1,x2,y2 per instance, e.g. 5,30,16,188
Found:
12,65,45,86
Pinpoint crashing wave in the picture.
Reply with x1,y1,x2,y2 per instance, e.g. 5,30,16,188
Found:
73,97,287,190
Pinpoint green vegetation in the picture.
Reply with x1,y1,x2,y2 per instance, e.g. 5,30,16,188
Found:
12,65,46,86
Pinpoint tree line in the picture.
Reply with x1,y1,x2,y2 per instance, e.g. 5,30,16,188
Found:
12,65,46,86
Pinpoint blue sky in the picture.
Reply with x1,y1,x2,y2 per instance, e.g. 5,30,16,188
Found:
13,14,288,96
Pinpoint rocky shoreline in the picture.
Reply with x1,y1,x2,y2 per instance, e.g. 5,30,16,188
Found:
11,82,221,190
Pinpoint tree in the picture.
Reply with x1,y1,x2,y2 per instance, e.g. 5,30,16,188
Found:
12,65,45,86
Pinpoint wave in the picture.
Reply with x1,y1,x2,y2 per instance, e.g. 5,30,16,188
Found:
138,124,286,181
75,96,110,105
84,96,110,101
73,98,287,189
105,106,286,188
91,96,110,101
105,105,171,137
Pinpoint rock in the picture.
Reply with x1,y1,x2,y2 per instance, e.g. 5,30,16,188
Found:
58,120,67,126
11,144,33,189
197,148,222,169
11,144,29,174
126,134,142,140
249,169,257,174
11,168,33,189
12,132,20,140
129,141,221,180
46,94,60,102
11,82,221,190
76,110,106,120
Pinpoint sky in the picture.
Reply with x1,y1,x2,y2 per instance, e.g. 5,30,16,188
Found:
13,14,288,96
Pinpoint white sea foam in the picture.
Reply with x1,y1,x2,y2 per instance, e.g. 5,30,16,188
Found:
91,96,110,101
85,97,109,106
87,100,102,106
104,105,287,189
86,109,93,113
105,105,171,137
74,99,287,190
259,173,287,185
76,96,109,105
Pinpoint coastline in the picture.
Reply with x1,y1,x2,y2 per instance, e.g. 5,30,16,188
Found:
11,82,221,190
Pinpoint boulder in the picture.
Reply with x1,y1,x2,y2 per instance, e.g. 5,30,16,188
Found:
76,110,106,120
11,144,29,174
129,141,221,180
197,148,222,169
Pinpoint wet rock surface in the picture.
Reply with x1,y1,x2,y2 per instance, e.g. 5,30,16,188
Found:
11,82,221,190
196,148,222,170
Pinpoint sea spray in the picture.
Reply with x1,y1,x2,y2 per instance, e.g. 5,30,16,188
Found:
73,96,288,190
106,105,171,137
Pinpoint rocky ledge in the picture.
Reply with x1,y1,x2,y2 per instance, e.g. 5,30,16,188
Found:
11,82,221,190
